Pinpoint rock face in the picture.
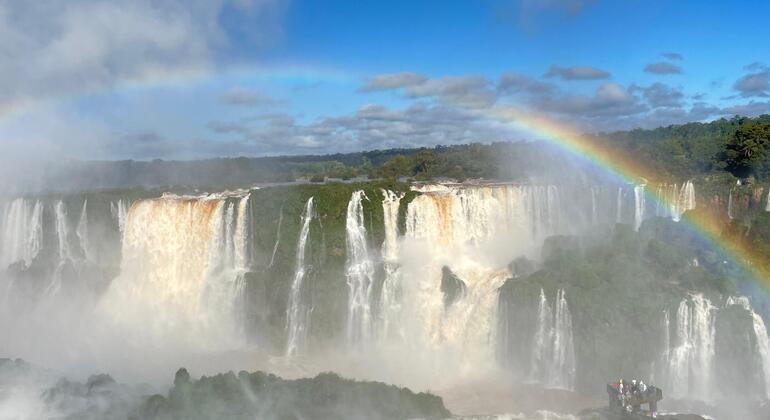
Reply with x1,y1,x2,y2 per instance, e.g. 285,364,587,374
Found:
578,407,708,420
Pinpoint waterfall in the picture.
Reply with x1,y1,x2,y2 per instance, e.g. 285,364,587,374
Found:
667,181,696,222
726,296,770,399
110,199,129,234
530,288,575,390
102,193,252,349
531,289,552,382
378,189,403,340
54,201,74,263
346,190,376,347
615,187,623,223
752,310,770,399
655,185,664,217
76,200,91,262
286,196,315,356
399,185,562,373
727,188,734,220
0,198,43,269
633,185,645,231
268,207,284,268
234,194,251,271
667,294,715,400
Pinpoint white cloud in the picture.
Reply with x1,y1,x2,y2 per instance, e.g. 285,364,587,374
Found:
359,73,427,92
544,65,610,80
0,0,282,113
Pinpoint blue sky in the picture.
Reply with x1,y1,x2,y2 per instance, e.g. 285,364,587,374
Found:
2,0,770,160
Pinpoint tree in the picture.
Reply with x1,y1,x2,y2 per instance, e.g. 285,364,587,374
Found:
724,122,770,178
378,155,413,179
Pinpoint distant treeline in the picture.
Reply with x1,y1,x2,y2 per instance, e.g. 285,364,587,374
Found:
601,114,770,180
34,142,586,191
23,114,770,191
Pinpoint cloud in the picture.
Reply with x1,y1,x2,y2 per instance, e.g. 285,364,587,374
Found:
721,100,770,116
221,87,276,106
733,64,769,98
544,65,611,80
404,76,496,108
661,52,683,61
0,0,283,113
360,73,495,107
359,72,428,92
644,62,683,75
498,73,556,95
206,103,520,155
533,83,647,118
632,83,684,108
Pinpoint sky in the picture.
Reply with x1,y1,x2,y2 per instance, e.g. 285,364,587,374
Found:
2,0,770,161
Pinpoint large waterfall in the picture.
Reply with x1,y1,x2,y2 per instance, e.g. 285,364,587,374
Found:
0,198,43,269
530,289,576,390
378,189,403,341
346,190,376,347
665,294,716,400
286,197,315,356
725,296,770,399
101,193,251,349
6,179,769,414
394,185,561,374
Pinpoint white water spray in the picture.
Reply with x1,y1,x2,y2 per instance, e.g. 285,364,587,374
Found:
346,190,376,347
530,288,575,390
378,189,404,341
286,196,315,356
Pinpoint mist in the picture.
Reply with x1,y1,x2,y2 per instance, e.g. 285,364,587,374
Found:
3,1,770,419
1,159,768,419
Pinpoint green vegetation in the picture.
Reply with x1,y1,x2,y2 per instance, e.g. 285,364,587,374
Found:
243,181,417,350
29,114,770,193
724,122,770,178
141,369,449,420
498,219,759,395
1,359,449,420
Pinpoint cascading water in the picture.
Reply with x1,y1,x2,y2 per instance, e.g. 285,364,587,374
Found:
615,187,623,223
397,185,563,375
653,181,696,222
102,193,252,349
752,310,770,399
346,190,376,347
110,199,129,234
0,198,43,269
633,185,645,231
727,188,734,220
378,189,403,341
268,207,284,268
666,294,715,400
590,186,599,225
76,200,91,262
286,196,314,356
530,288,575,390
725,296,770,399
46,200,77,295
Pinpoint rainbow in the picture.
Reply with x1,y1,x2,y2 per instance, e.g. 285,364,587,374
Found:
3,63,767,297
489,105,770,296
